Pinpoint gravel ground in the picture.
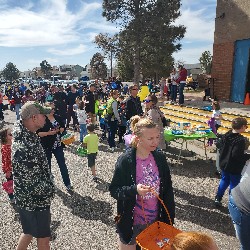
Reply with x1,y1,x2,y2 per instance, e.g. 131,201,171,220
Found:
0,102,241,250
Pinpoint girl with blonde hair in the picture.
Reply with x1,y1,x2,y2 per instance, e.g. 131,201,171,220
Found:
123,115,140,149
109,118,175,250
170,232,218,250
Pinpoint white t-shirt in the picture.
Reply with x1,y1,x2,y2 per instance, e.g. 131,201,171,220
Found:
76,109,87,124
170,72,179,86
212,110,221,125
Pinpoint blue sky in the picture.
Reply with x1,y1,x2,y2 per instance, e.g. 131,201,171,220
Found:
0,0,216,72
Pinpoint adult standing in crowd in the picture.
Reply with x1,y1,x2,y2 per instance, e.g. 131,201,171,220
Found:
37,103,73,192
13,85,23,120
229,160,250,250
159,77,166,99
170,68,178,104
106,90,121,152
125,84,143,121
116,78,123,93
19,82,27,95
176,65,187,106
0,89,4,120
215,117,250,207
144,94,166,150
54,86,67,127
85,83,96,124
12,101,55,250
109,118,175,250
66,84,79,131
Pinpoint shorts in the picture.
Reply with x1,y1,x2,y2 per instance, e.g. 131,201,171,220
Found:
118,224,147,245
87,153,97,168
18,207,51,238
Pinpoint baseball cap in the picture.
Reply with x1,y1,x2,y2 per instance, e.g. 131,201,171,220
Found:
20,101,52,120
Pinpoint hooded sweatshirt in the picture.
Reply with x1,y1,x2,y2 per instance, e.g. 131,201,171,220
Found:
219,130,250,175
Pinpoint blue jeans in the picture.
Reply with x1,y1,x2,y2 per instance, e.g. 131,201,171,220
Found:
45,146,71,187
0,103,3,120
171,85,177,102
229,195,250,250
79,124,87,142
108,120,118,148
216,170,241,199
15,103,22,120
178,82,186,104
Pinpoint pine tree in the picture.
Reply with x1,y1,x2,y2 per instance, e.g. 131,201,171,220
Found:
90,53,108,79
199,51,212,74
40,60,52,79
1,62,20,82
102,0,185,82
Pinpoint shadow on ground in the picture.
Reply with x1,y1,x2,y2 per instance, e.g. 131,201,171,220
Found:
165,146,216,179
94,178,110,193
174,188,235,236
55,188,114,226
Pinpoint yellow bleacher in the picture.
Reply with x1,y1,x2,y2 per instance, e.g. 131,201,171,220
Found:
161,103,250,140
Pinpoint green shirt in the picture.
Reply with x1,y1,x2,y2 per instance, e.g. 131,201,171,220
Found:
83,133,99,154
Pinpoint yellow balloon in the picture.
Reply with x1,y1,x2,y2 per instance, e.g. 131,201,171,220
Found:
137,85,150,102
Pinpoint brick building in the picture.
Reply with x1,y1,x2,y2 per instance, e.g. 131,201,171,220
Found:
212,0,250,102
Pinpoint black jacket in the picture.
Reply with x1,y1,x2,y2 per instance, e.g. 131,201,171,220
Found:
85,91,95,114
109,148,175,244
219,130,250,174
125,96,143,120
37,115,65,150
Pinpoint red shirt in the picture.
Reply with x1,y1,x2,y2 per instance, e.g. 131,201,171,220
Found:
176,68,188,83
1,144,12,173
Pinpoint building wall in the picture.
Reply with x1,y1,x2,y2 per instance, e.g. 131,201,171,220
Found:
212,0,250,101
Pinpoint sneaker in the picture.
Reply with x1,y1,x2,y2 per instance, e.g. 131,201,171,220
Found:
214,196,222,207
9,198,16,204
92,176,98,182
66,185,74,192
215,171,221,177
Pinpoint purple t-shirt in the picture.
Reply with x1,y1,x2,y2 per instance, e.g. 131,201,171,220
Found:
133,153,160,225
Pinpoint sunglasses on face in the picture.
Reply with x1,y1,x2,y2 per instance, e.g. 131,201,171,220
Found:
132,88,138,91
144,99,152,103
8,133,12,136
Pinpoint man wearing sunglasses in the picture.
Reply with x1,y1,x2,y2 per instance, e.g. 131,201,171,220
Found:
125,84,143,121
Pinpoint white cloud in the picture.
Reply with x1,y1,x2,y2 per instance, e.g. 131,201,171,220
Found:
173,2,216,63
48,44,87,56
0,0,114,47
175,8,215,42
